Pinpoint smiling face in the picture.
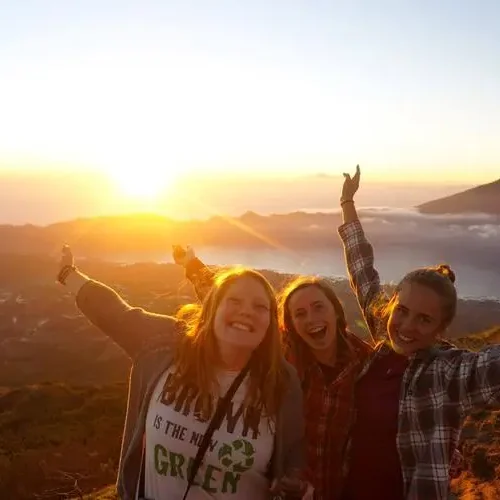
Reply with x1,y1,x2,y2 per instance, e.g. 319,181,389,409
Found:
387,282,446,356
287,285,338,357
213,275,271,350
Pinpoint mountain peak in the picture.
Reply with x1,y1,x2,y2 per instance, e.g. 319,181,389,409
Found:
417,178,500,214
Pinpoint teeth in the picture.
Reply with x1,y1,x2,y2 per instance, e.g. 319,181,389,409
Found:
231,322,251,332
398,334,413,342
309,326,325,334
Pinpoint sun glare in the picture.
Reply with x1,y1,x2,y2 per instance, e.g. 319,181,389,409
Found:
107,167,175,199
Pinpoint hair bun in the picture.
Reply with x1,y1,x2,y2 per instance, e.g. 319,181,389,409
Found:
435,264,456,284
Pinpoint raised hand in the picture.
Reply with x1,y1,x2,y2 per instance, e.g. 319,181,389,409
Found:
172,244,196,268
60,244,74,268
57,244,76,284
341,164,361,201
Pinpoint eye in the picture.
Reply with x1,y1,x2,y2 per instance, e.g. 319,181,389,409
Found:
255,303,269,311
228,297,241,305
419,316,432,325
395,305,407,315
314,303,324,311
294,310,306,318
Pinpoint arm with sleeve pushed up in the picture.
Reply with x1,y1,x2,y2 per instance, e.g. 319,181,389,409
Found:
65,269,179,359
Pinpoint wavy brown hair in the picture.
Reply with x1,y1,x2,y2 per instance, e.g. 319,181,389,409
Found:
171,267,288,420
277,276,350,366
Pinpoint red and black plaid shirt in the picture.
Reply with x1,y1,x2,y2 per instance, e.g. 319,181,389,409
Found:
285,331,371,500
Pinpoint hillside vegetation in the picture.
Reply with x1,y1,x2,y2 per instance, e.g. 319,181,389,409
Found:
0,328,499,499
0,256,499,499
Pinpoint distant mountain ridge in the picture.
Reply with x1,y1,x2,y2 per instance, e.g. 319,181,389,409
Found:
0,211,344,254
418,178,500,214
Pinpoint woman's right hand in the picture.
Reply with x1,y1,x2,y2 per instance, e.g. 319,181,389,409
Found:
341,164,361,202
172,244,196,268
60,244,74,268
57,244,76,284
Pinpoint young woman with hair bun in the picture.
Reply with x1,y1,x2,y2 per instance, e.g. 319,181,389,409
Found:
338,165,500,500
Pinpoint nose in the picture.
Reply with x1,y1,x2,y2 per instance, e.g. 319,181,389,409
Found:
399,315,419,335
305,309,320,324
239,300,254,317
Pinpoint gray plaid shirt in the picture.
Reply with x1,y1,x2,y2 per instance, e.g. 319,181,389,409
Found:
338,219,500,499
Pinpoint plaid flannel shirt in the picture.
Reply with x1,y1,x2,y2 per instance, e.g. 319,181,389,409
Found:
185,256,372,500
338,219,500,500
285,326,371,500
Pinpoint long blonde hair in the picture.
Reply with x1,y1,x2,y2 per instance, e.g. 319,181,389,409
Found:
171,267,288,420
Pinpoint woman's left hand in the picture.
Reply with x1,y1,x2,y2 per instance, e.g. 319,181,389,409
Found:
341,164,361,202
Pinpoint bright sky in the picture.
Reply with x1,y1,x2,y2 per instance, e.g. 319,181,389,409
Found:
0,0,499,194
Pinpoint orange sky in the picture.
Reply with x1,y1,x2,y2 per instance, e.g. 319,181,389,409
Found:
1,3,499,190
0,168,479,225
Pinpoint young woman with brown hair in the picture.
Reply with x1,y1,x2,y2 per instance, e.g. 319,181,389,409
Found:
56,248,309,500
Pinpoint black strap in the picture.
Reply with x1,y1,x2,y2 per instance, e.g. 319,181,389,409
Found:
138,361,252,499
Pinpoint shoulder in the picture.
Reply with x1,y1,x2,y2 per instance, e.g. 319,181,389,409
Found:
135,330,182,364
430,343,500,361
130,346,176,392
421,341,470,361
416,343,500,373
136,342,176,365
344,329,373,353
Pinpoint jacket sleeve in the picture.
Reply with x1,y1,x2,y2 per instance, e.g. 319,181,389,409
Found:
444,346,500,415
75,278,180,359
338,219,387,343
281,361,305,476
185,257,216,303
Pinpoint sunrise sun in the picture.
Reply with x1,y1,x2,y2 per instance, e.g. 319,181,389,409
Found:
107,167,176,199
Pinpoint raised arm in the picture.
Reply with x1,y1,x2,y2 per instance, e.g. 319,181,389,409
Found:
172,245,215,302
337,166,386,343
58,245,179,359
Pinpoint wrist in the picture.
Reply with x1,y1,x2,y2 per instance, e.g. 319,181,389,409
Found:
64,268,91,295
340,198,354,206
57,265,76,285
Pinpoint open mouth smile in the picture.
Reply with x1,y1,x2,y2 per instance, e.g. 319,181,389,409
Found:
396,332,416,344
307,325,327,341
229,322,254,333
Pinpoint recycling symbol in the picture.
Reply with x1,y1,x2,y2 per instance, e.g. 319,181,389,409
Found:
218,439,255,473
